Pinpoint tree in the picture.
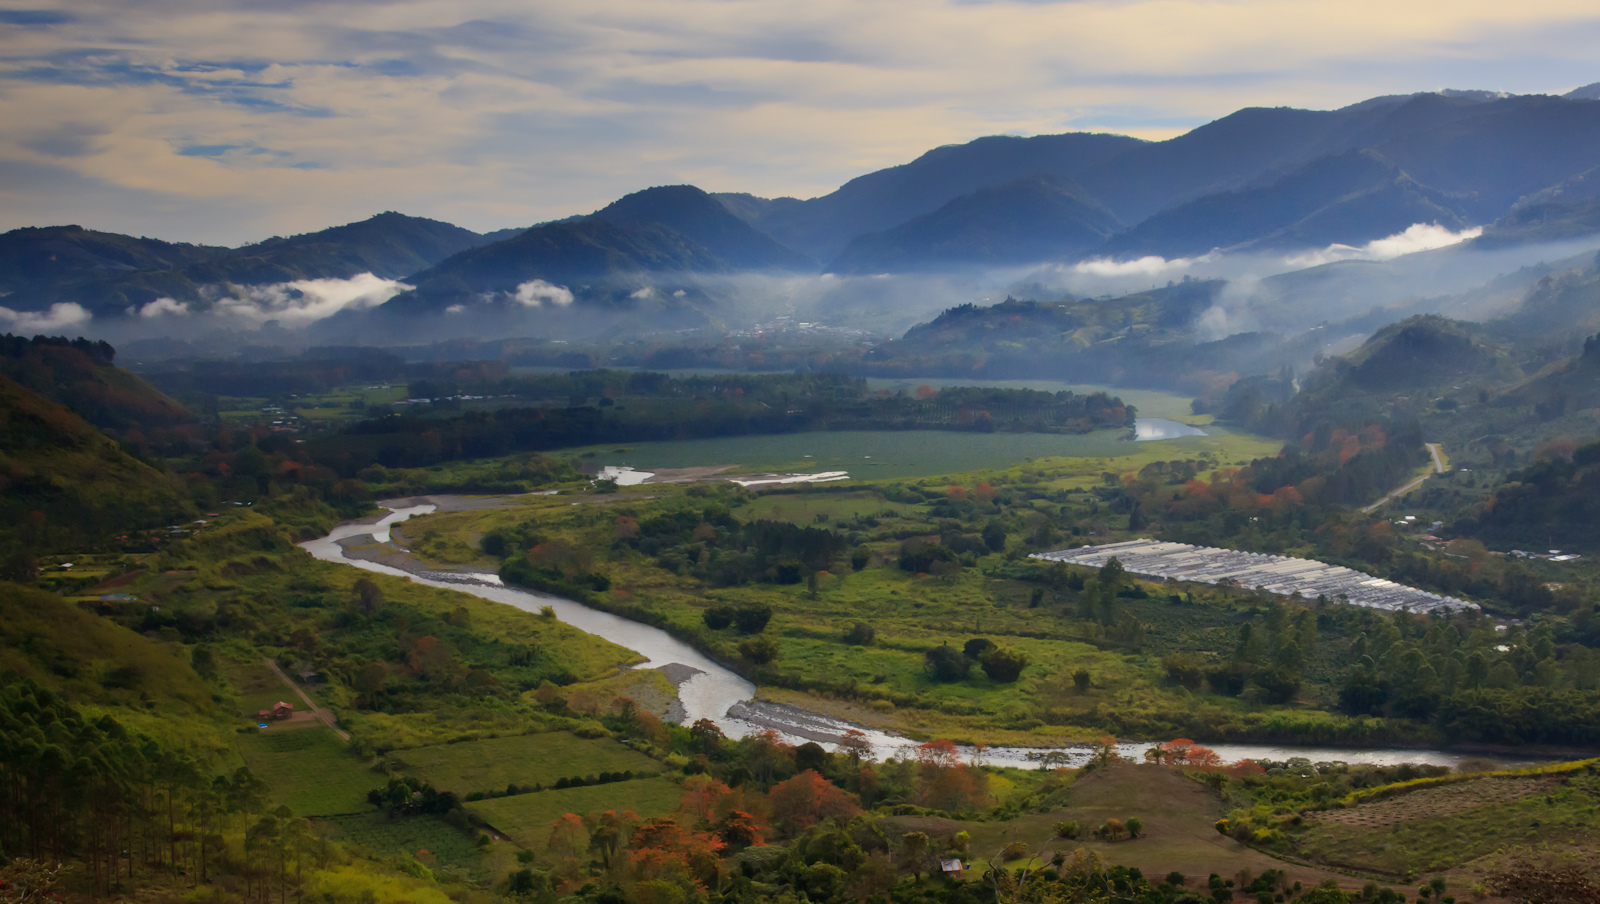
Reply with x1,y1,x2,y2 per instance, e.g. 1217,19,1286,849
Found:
1125,817,1143,838
963,638,998,660
925,645,970,681
1073,668,1092,693
980,647,1028,682
981,520,1007,552
766,770,861,835
702,606,734,630
353,577,383,615
838,729,874,766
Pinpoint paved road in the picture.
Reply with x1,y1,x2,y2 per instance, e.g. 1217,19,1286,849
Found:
1362,443,1446,514
264,658,349,741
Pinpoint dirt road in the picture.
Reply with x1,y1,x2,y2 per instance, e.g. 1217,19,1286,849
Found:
264,658,349,741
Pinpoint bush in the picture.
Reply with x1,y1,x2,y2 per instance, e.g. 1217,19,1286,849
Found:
734,604,772,634
1054,821,1080,840
703,605,735,630
1125,817,1143,838
981,647,1028,682
1073,668,1092,693
924,645,970,682
844,622,876,645
963,638,997,660
739,636,780,664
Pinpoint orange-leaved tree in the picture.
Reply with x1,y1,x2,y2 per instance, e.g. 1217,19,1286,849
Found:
766,770,861,836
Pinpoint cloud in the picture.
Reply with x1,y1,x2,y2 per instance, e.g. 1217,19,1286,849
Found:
139,297,190,317
210,273,411,325
1281,223,1484,268
1072,253,1214,279
513,279,575,306
0,302,90,332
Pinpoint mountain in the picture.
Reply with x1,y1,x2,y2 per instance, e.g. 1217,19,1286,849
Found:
1566,83,1600,101
724,132,1145,260
590,185,814,270
0,212,494,317
828,173,1121,273
1106,150,1467,258
386,217,729,312
196,210,491,282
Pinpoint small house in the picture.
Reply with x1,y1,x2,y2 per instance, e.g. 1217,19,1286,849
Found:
940,859,964,878
258,701,294,720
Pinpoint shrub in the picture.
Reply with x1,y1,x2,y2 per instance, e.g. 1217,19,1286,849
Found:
1097,818,1127,841
739,636,780,664
1000,841,1029,862
1166,872,1185,887
981,647,1028,682
703,605,735,630
734,604,773,634
1054,821,1081,840
1125,817,1143,838
844,622,876,645
924,645,970,682
1073,668,1092,693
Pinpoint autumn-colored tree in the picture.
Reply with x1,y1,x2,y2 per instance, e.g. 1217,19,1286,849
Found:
837,728,874,766
407,636,455,681
766,770,861,836
688,718,725,754
714,810,764,851
679,775,732,822
914,740,988,812
614,515,639,539
547,813,587,881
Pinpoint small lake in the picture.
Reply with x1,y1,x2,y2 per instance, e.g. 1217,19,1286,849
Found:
305,503,1530,770
1136,417,1209,441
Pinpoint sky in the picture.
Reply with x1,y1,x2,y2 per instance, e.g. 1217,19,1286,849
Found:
2,0,1599,246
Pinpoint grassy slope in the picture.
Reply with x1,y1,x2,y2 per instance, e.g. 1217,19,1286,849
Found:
391,732,660,796
239,726,380,816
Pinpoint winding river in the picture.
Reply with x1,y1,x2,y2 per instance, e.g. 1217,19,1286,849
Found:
304,502,1525,770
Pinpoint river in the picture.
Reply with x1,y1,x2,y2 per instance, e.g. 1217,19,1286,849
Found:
303,502,1526,770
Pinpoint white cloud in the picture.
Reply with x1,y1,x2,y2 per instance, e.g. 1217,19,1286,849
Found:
0,302,91,332
445,303,466,313
1282,223,1484,268
629,286,655,300
1072,254,1213,279
211,273,411,325
139,297,190,317
513,279,575,307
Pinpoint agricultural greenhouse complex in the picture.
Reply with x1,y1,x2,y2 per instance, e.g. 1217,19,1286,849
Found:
1032,538,1478,614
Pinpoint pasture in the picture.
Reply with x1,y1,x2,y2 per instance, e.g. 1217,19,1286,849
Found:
390,731,660,796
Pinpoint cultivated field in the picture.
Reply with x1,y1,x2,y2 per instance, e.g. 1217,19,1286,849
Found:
239,727,379,816
390,731,660,796
465,777,682,851
318,812,493,883
1294,768,1600,881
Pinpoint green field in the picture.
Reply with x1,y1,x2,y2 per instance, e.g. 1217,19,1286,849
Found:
239,727,379,816
390,732,661,796
568,428,1269,480
318,811,493,882
465,777,683,850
